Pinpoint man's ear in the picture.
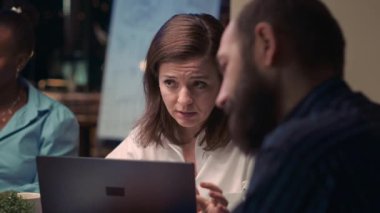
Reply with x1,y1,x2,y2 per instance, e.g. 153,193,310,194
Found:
253,22,277,68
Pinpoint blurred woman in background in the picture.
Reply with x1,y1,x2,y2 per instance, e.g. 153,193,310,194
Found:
0,5,79,193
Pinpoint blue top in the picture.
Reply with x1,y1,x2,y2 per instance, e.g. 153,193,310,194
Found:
234,78,380,212
0,79,79,193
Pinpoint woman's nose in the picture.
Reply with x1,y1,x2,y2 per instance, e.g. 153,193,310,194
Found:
177,87,193,105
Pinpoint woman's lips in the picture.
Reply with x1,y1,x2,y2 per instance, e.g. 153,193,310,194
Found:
176,111,197,118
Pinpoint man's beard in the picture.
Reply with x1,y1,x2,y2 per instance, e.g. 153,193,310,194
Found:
226,57,277,154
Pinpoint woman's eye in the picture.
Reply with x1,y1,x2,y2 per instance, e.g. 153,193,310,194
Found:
163,79,176,88
194,81,207,89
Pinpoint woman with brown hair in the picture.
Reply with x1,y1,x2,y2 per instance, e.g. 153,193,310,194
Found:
107,13,253,211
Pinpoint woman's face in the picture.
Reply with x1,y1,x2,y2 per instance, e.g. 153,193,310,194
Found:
0,26,21,87
158,58,221,133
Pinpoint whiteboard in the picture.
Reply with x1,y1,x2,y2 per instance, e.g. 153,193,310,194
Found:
98,0,221,140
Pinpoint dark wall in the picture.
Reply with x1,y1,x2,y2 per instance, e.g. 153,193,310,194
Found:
1,0,112,91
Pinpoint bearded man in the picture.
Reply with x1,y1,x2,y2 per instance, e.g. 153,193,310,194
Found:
215,0,380,212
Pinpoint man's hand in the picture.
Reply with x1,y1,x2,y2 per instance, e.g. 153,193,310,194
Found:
196,182,230,213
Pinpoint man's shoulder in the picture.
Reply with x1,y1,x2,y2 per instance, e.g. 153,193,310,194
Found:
262,98,380,164
251,110,380,212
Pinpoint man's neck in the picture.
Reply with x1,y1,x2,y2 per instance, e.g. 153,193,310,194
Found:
277,67,336,122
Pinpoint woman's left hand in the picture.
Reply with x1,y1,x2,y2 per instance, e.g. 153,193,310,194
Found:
196,182,229,213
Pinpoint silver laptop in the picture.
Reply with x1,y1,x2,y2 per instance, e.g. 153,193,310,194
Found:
37,156,196,213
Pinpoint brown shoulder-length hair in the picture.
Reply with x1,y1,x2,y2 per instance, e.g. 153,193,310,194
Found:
135,13,230,151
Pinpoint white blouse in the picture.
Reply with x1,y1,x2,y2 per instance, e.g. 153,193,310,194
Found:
106,128,254,199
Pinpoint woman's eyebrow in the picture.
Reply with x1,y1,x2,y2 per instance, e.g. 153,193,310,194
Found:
160,74,177,79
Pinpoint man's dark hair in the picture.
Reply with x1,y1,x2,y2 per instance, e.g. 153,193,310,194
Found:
237,0,345,76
